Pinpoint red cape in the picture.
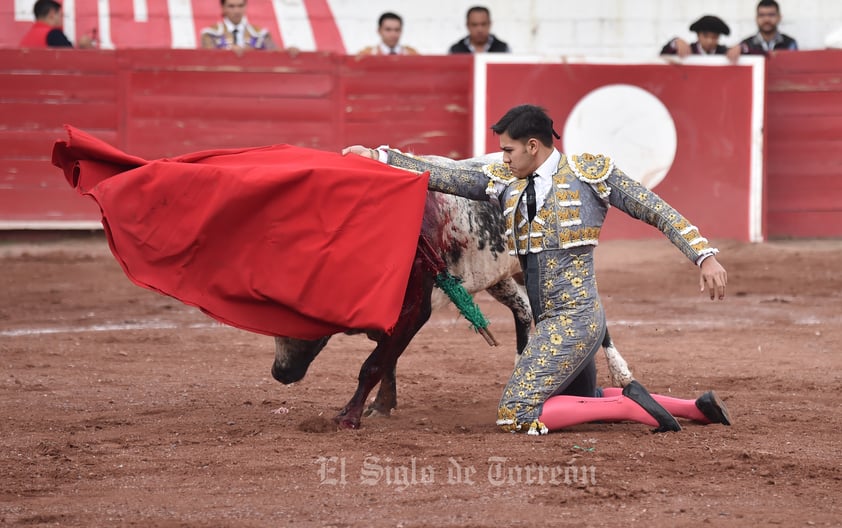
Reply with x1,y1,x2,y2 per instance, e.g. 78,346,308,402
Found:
52,126,429,339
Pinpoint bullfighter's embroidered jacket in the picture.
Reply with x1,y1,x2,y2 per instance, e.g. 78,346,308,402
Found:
386,149,719,434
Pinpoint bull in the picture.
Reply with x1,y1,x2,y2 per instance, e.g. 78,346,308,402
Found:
272,186,533,428
271,154,634,429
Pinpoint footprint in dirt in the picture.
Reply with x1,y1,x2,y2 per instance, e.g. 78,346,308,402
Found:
297,416,338,433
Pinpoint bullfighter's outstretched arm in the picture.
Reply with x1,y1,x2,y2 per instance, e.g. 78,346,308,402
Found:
384,150,491,202
570,153,727,299
341,145,491,201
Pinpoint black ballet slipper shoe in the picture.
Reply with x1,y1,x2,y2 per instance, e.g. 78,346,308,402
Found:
622,380,682,433
695,391,732,426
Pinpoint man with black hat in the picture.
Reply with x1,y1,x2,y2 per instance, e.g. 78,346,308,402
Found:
660,15,731,57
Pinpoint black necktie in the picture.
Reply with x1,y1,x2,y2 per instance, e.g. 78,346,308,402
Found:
389,47,397,55
525,173,537,222
232,28,239,46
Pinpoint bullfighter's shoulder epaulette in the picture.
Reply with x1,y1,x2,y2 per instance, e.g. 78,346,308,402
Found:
482,162,515,183
569,153,614,184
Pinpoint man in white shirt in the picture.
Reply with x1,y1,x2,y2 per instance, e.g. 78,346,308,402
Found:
357,12,419,56
200,0,276,52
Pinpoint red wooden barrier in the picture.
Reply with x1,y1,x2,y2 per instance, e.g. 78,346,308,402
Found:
475,57,762,242
0,50,119,225
765,50,842,238
3,48,842,238
0,49,471,227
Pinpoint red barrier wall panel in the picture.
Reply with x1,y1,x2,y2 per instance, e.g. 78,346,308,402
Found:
340,55,471,158
0,50,471,227
118,50,343,157
0,73,118,100
3,48,842,238
0,50,119,225
128,95,336,121
765,50,842,238
476,57,760,242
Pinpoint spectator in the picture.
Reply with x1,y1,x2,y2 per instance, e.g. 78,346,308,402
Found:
727,0,797,61
448,6,509,54
358,12,419,56
660,15,731,57
200,0,276,52
19,0,96,48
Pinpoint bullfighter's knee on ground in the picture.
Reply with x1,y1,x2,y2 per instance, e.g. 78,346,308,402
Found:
535,380,682,433
498,379,682,435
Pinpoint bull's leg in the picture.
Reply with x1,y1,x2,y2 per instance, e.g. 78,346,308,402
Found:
334,258,434,429
485,278,533,355
365,363,398,418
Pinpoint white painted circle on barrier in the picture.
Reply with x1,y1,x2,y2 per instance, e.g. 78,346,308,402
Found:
562,84,677,190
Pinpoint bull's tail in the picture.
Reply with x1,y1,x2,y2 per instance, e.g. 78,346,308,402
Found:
602,329,635,387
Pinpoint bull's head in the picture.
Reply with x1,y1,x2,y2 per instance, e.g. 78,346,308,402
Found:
271,336,331,384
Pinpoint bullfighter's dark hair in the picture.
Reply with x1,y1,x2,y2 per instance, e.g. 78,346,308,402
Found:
490,105,558,147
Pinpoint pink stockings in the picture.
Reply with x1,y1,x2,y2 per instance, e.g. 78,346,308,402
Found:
601,387,710,423
537,388,709,431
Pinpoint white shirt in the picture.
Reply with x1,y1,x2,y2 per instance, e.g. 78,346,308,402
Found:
529,148,561,214
375,147,559,217
223,17,248,46
377,43,404,55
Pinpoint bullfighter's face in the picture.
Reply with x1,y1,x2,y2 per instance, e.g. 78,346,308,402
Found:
498,132,539,179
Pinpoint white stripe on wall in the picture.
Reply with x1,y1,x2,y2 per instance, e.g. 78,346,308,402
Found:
97,0,114,50
272,0,316,51
15,0,33,21
134,0,148,22
62,0,76,43
168,0,196,49
747,55,766,242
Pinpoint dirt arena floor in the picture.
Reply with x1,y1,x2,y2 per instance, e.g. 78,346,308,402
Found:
1,232,840,527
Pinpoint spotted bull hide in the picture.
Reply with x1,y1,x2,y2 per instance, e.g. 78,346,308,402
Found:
271,154,534,429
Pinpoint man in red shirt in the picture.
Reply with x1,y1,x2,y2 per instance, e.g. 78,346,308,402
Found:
19,0,95,48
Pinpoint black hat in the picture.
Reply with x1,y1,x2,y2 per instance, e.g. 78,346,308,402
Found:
689,15,730,36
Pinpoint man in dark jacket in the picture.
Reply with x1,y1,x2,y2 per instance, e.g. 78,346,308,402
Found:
731,0,798,59
449,6,510,54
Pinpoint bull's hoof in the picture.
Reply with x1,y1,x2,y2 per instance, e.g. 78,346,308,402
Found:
334,414,361,429
363,406,393,418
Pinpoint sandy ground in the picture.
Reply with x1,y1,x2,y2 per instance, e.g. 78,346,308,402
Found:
1,232,840,527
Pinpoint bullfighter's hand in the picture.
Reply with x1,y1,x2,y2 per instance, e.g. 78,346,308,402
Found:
699,256,727,300
342,145,377,159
